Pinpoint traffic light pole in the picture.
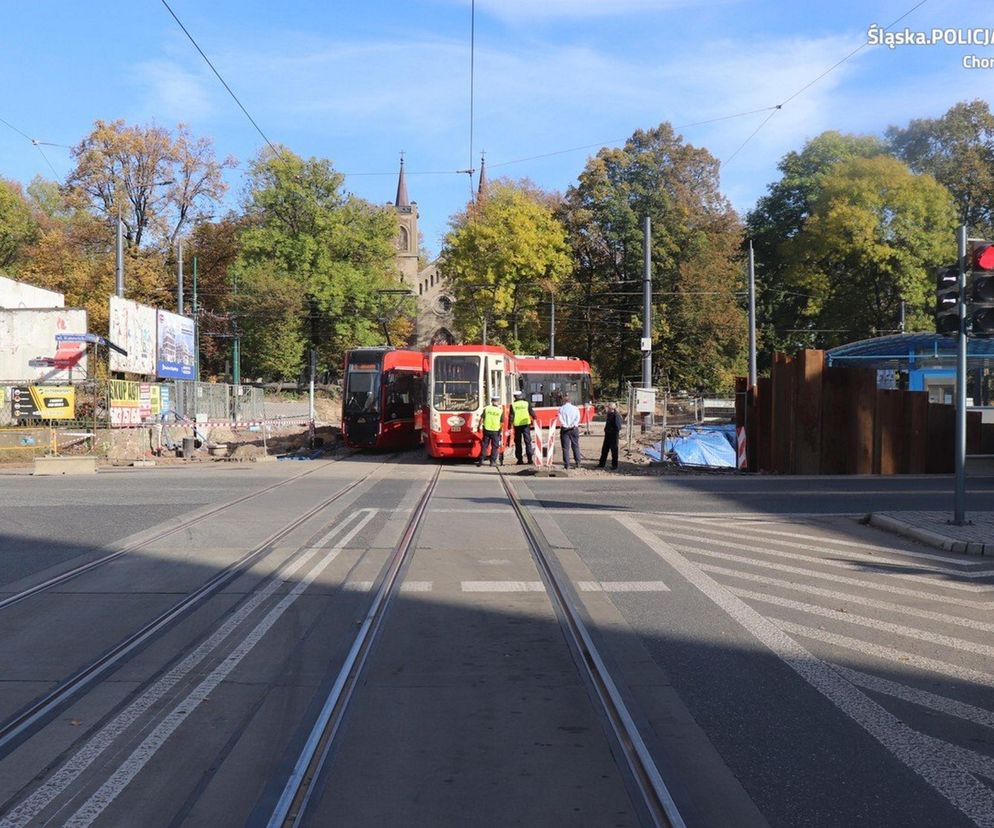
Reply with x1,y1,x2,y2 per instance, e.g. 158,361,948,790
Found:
954,224,968,525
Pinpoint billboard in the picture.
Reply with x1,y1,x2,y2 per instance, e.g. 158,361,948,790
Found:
0,308,88,383
10,385,75,420
156,310,195,379
109,297,156,374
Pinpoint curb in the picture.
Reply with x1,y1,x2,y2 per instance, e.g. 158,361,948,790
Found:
868,513,990,556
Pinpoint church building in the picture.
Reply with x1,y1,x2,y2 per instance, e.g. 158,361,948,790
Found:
387,157,456,347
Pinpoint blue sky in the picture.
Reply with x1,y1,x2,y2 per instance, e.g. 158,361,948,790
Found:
0,0,991,256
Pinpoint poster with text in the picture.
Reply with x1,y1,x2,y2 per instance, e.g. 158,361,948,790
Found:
156,310,195,379
108,297,156,374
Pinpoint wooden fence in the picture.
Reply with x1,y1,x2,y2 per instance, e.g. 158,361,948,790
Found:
736,350,991,474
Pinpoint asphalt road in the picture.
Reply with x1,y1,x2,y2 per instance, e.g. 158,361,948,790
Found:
0,457,992,827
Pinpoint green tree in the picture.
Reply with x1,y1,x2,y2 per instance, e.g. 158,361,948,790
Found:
784,155,957,345
0,179,40,270
887,99,994,236
442,180,572,352
558,123,745,393
232,148,405,380
746,131,886,357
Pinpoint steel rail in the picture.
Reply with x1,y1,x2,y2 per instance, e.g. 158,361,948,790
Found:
0,456,347,614
497,471,687,828
267,466,442,828
0,466,379,756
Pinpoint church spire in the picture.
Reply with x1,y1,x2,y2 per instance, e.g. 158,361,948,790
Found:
476,153,488,201
395,153,410,207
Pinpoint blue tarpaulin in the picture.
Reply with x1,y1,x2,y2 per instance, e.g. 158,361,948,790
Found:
645,424,737,467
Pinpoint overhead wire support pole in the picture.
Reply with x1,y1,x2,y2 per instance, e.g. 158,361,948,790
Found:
642,216,653,432
115,211,124,298
748,239,757,388
177,241,184,315
954,224,968,526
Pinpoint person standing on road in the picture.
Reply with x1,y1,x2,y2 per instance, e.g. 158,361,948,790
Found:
511,389,536,465
477,393,504,467
557,394,581,470
597,402,623,470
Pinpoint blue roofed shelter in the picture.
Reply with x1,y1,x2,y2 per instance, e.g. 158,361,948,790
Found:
826,333,994,406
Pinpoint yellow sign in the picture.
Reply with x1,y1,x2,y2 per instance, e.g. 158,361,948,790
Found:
10,386,76,420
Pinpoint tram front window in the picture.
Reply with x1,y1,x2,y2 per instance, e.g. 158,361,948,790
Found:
433,356,480,411
345,370,380,414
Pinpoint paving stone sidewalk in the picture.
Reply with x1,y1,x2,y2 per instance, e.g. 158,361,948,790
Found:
869,510,994,556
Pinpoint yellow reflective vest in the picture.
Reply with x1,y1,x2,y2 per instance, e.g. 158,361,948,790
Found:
482,404,503,432
511,399,532,426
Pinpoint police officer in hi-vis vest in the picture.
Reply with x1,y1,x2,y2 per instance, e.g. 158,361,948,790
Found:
477,393,504,467
510,389,536,465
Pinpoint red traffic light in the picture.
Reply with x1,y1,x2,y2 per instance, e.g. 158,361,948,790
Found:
973,243,994,271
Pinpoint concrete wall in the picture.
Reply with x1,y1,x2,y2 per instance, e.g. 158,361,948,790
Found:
0,275,64,309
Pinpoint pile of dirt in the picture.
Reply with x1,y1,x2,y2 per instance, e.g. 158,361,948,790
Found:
230,444,267,461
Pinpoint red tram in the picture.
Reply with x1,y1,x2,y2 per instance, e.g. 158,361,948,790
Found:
341,347,425,450
424,344,517,459
515,356,595,428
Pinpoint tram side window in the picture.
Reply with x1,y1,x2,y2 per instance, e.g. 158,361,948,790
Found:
384,372,416,421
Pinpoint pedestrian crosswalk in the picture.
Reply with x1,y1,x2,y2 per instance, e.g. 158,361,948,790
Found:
621,512,994,826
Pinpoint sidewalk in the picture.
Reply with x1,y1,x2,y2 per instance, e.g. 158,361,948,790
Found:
869,511,994,556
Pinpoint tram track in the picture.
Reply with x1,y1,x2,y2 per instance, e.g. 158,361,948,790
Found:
270,464,685,828
0,455,352,614
0,458,386,757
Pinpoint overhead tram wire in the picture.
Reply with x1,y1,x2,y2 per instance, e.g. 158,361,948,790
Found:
159,0,288,165
0,115,64,178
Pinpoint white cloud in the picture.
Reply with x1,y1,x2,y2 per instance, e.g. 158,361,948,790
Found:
130,60,216,123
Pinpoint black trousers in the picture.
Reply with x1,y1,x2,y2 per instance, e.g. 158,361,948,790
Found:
479,430,501,464
514,424,533,462
560,427,581,467
599,434,619,468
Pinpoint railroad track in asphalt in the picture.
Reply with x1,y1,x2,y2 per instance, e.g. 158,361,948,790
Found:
268,465,686,828
0,454,393,757
0,453,359,613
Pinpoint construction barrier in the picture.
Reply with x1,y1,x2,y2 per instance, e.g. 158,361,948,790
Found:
736,425,747,470
0,426,56,458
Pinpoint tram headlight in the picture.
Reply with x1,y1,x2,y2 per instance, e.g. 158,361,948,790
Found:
431,410,441,432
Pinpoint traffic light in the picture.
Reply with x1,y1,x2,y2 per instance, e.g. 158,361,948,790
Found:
968,240,994,336
935,265,960,335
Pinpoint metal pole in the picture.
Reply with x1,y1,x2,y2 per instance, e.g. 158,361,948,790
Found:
309,348,316,433
482,315,487,346
748,239,757,388
192,256,200,383
550,294,555,357
642,216,652,431
899,299,906,334
177,242,184,315
115,215,125,297
954,224,968,525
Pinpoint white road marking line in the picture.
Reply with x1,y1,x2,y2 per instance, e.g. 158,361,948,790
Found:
662,530,994,593
578,581,670,592
674,545,991,609
0,510,371,828
617,515,994,826
776,619,994,690
653,516,992,573
344,581,373,592
479,558,513,565
461,581,546,592
400,581,433,593
311,508,375,547
729,586,994,660
834,665,994,731
698,563,994,635
923,735,994,783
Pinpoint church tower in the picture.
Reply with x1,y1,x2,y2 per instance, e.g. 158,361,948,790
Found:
390,156,420,287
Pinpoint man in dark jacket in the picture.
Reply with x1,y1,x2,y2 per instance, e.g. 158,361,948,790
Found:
597,402,623,470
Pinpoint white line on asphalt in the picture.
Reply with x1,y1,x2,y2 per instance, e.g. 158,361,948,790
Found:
461,581,546,592
662,529,994,593
651,514,991,568
924,734,994,782
311,508,375,547
674,545,991,609
729,586,994,660
616,515,994,827
400,581,433,592
479,559,513,565
577,581,670,592
0,510,372,828
833,665,994,731
698,563,994,635
344,581,373,592
776,619,994,690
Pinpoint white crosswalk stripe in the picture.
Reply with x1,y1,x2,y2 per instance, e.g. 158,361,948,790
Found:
577,581,670,592
461,581,546,592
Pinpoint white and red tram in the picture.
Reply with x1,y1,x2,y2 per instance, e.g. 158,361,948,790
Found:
514,356,595,429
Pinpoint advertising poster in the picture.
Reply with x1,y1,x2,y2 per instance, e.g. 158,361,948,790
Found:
10,386,76,420
108,297,156,375
156,310,196,379
109,379,141,427
0,309,88,383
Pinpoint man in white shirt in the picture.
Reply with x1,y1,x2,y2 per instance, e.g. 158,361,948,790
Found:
557,395,581,469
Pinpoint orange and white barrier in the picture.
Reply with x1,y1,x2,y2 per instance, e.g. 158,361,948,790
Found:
736,426,747,470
